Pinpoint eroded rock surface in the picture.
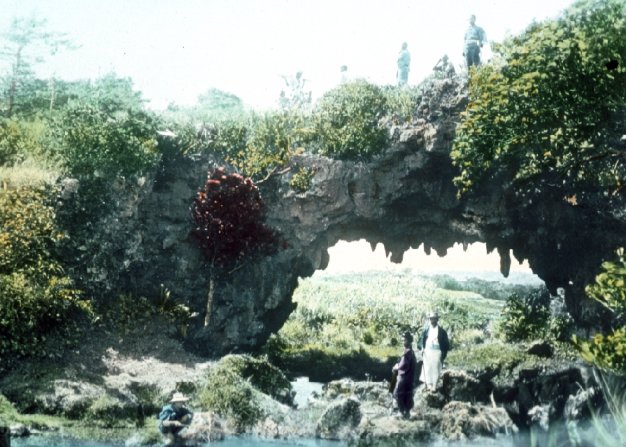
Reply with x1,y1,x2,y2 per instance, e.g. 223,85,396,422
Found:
59,75,625,355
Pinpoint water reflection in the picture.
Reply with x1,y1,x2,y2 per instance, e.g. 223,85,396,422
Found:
11,437,344,447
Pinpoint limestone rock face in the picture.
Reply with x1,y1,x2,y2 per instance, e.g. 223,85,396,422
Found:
65,75,626,355
440,401,518,441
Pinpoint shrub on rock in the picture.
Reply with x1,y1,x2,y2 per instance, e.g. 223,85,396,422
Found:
312,80,388,160
197,355,293,432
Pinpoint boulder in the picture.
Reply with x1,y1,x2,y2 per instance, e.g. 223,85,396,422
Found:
441,370,491,403
526,341,554,358
350,416,431,446
178,412,225,445
563,387,601,421
440,401,518,441
527,404,553,431
316,397,362,440
415,387,447,409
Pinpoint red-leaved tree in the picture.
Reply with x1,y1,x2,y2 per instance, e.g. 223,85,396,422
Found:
191,167,278,326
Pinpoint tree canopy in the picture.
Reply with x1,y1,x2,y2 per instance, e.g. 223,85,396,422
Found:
0,16,75,117
451,0,626,199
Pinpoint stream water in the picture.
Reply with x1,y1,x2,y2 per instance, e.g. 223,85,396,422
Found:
11,437,344,447
7,433,581,447
12,423,613,447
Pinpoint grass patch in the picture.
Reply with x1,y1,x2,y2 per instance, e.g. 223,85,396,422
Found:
269,345,395,382
266,271,515,378
0,159,59,188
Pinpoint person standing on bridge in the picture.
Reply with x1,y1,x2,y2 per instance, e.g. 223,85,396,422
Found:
464,14,486,69
397,42,411,86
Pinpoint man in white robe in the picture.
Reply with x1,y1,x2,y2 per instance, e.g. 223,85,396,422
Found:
418,312,450,391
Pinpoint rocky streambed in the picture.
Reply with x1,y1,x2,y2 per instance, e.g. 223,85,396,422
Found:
2,346,607,447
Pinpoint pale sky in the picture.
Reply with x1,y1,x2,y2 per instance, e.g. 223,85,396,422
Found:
2,0,575,110
324,241,536,277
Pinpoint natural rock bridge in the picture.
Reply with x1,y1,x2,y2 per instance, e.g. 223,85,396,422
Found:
75,76,625,356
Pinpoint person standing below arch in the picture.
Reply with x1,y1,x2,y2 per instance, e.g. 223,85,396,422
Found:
419,312,450,391
396,42,411,86
464,14,486,68
392,331,417,419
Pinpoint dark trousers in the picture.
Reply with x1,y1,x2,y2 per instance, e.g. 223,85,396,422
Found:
394,378,414,414
0,425,10,447
159,425,184,436
466,46,481,68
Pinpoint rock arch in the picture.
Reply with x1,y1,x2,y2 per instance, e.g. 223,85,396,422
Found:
109,77,623,356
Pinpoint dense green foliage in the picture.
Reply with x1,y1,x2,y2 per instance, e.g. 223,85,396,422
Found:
198,355,293,431
228,111,308,178
585,248,626,317
0,393,17,417
0,18,165,363
574,249,626,375
59,103,159,180
451,0,626,197
0,187,90,366
196,110,309,180
381,84,423,124
312,80,389,159
498,291,551,341
429,274,541,301
191,79,422,180
289,166,316,192
0,117,44,165
164,88,245,124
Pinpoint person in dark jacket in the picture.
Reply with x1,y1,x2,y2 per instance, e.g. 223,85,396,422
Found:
392,331,417,418
418,312,450,391
158,392,193,445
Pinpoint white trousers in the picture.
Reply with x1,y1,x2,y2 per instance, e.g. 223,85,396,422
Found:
420,348,442,389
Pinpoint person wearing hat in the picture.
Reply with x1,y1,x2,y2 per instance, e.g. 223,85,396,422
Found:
418,312,450,391
158,392,193,445
391,331,417,419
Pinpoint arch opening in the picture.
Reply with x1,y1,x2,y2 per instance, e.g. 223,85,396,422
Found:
318,240,541,283
270,241,548,382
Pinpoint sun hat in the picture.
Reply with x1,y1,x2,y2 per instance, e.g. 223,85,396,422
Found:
428,311,439,319
170,392,189,403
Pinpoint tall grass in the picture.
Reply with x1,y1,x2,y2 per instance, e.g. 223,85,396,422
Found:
270,270,508,363
586,370,626,446
0,159,59,188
